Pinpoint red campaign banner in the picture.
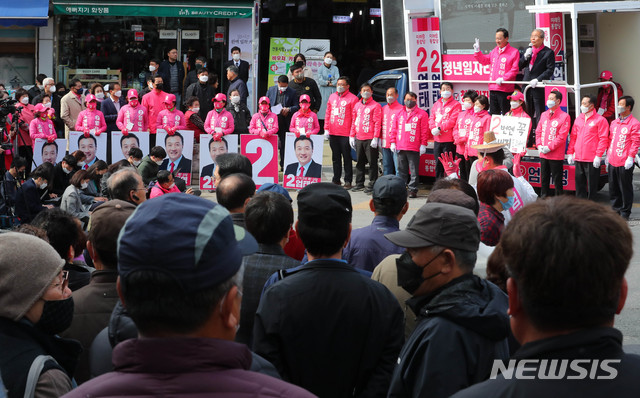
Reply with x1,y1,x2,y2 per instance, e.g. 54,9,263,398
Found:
419,152,437,177
240,135,279,189
536,13,565,63
521,160,576,191
442,54,490,81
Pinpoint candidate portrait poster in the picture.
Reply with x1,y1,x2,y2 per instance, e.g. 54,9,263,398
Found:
156,129,195,185
240,134,278,189
283,133,323,189
199,134,239,190
33,139,66,167
69,131,107,169
110,131,150,163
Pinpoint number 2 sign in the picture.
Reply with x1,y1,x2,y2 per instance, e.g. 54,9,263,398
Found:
240,135,279,188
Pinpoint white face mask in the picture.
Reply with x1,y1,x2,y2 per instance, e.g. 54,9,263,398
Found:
462,102,473,110
324,57,333,65
232,53,241,61
580,105,590,114
49,86,57,94
231,96,240,104
62,166,72,174
95,92,105,100
617,105,627,114
199,75,209,83
155,160,164,166
386,96,396,104
510,101,520,109
191,107,200,113
43,102,51,108
40,182,48,189
133,160,142,167
441,90,452,99
77,161,85,168
278,86,287,93
20,97,29,105
546,100,557,109
361,91,372,99
474,105,482,113
114,90,122,97
336,86,346,94
149,65,157,72
81,182,89,189
168,183,176,189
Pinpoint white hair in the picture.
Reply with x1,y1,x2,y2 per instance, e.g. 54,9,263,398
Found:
43,77,55,86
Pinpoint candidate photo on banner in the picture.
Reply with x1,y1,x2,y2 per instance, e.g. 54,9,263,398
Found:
33,139,66,167
283,132,323,189
199,134,239,190
156,129,195,185
111,131,150,163
69,131,107,169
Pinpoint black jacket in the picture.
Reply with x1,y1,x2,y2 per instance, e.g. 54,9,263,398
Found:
519,46,555,82
224,59,250,84
100,96,127,133
14,179,45,223
289,78,323,113
253,259,405,397
158,60,186,95
388,274,510,398
184,82,215,120
227,103,251,135
452,327,640,398
51,162,72,196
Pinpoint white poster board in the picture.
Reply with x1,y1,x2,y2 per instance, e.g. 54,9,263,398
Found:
199,134,239,190
490,115,530,154
69,131,107,167
283,133,324,189
33,139,66,167
110,131,150,163
156,129,195,185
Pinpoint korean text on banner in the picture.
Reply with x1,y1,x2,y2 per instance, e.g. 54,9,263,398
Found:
240,134,279,189
268,38,300,88
491,115,530,154
408,17,442,111
536,13,566,81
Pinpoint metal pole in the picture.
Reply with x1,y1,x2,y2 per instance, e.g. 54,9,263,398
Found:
571,7,581,117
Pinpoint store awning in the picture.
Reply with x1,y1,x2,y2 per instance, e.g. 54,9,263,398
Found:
0,0,49,27
52,0,253,19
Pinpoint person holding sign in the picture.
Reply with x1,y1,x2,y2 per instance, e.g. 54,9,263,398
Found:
290,95,320,137
205,93,235,141
75,94,107,136
606,96,640,220
249,97,279,138
29,103,57,147
117,89,148,134
464,95,492,178
157,94,186,134
429,82,461,179
505,91,531,128
453,90,479,181
567,95,610,200
535,90,571,198
350,83,382,193
284,136,322,179
389,91,430,198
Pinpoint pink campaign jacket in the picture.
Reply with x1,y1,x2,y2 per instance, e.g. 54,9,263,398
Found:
568,111,610,162
428,97,461,143
453,109,475,155
142,90,166,134
350,97,382,141
390,106,430,152
157,109,186,131
465,110,491,158
249,111,279,137
29,117,56,145
607,115,640,167
290,111,320,135
325,91,358,137
381,101,402,149
204,109,235,136
75,109,107,134
535,108,571,161
116,104,148,132
474,43,520,93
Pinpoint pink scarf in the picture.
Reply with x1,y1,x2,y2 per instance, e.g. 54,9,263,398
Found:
530,45,543,67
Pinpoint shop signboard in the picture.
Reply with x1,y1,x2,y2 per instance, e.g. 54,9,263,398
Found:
159,30,177,39
182,30,200,40
134,32,144,41
268,37,299,88
53,4,252,19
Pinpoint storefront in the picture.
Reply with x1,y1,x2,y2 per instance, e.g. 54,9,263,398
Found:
50,0,258,98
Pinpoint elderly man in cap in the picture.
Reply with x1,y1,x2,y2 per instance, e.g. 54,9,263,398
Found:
61,200,136,384
0,233,80,398
253,183,404,397
64,195,314,397
386,202,510,398
343,175,408,272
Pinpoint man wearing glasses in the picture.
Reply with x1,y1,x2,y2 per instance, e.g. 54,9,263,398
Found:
0,233,80,398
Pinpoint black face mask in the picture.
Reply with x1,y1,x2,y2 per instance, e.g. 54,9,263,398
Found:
36,297,74,335
396,250,443,295
155,83,164,91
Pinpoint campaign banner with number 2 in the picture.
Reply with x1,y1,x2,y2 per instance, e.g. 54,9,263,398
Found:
283,133,323,189
240,135,278,189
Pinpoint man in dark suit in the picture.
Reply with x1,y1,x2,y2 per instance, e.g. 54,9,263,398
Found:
158,48,186,109
160,132,192,175
226,65,249,105
267,75,300,168
201,136,229,177
27,73,46,103
101,83,127,133
14,165,53,223
223,46,250,88
520,28,556,143
284,136,322,178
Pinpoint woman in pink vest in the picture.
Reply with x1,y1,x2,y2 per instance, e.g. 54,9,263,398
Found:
117,89,148,133
290,95,320,137
453,90,479,181
75,94,107,135
249,97,279,138
29,103,57,146
157,93,186,134
465,95,492,177
205,93,235,141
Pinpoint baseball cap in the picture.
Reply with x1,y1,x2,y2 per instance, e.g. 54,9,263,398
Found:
300,94,311,103
373,175,408,202
85,94,97,103
297,183,352,224
600,70,613,80
127,89,138,99
214,93,227,102
88,200,136,260
385,202,480,251
427,189,477,214
257,183,292,202
507,91,524,101
117,194,257,293
163,93,176,104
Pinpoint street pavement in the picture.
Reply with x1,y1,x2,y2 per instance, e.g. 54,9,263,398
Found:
202,140,640,346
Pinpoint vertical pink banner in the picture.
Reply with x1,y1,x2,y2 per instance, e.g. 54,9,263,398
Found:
240,135,279,189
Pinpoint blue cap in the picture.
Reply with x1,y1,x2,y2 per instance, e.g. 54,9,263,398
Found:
256,183,292,202
117,194,257,293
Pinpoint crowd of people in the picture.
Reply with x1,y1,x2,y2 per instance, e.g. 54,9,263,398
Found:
0,25,639,398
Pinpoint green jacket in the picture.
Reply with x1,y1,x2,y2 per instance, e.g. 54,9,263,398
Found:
138,155,158,185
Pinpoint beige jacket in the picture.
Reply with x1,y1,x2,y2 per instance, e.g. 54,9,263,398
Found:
60,91,85,135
